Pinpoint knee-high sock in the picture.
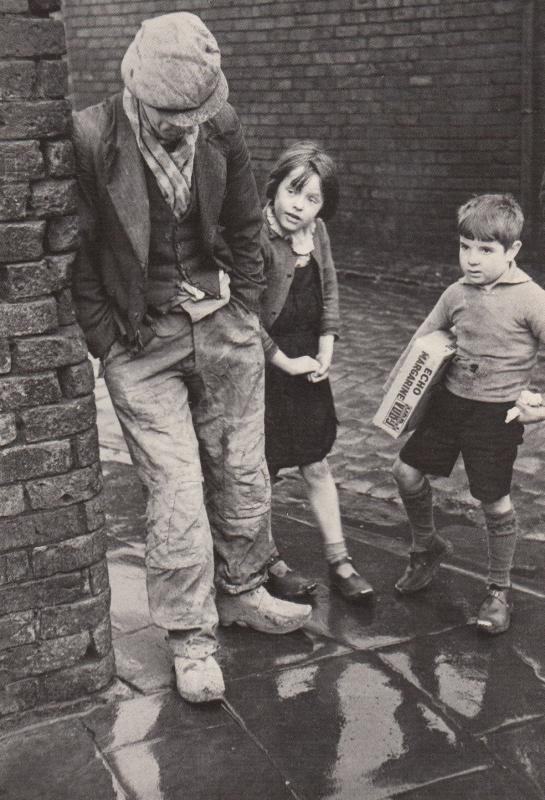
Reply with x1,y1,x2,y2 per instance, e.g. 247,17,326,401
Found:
484,508,518,589
400,478,436,552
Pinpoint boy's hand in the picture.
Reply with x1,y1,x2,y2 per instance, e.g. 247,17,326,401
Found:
513,402,545,425
505,389,545,425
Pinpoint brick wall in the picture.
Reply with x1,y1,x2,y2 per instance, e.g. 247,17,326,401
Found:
62,0,543,257
0,0,114,716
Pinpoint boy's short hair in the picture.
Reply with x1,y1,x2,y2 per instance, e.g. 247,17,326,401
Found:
265,140,339,220
457,193,524,249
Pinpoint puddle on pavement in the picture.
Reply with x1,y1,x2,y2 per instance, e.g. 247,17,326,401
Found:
380,616,545,734
225,652,484,800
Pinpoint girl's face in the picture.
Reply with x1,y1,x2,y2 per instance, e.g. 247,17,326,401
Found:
273,168,324,234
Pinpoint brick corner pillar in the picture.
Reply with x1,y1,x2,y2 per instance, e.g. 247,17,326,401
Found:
0,0,114,717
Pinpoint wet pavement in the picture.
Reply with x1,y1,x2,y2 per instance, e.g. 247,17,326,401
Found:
1,273,545,799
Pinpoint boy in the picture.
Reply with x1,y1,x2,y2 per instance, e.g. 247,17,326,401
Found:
391,194,545,634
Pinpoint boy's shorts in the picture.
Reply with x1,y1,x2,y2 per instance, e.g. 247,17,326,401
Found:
399,386,524,503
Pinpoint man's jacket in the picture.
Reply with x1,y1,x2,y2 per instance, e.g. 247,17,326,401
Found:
72,93,264,358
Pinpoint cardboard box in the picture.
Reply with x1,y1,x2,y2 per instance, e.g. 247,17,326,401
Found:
373,330,456,439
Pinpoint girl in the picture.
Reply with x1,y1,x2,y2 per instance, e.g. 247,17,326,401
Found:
261,141,373,602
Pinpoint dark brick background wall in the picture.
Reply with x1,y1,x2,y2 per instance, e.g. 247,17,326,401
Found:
62,0,544,258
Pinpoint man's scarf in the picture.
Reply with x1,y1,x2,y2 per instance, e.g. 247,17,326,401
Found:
123,88,198,220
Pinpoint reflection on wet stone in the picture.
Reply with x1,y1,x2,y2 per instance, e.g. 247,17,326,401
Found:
107,718,294,800
380,615,545,735
226,652,486,800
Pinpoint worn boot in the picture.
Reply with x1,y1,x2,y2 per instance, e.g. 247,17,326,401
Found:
395,535,453,594
217,586,311,633
476,587,512,635
267,569,317,600
266,557,317,600
174,655,225,703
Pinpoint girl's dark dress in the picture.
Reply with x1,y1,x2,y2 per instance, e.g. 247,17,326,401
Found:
265,256,337,475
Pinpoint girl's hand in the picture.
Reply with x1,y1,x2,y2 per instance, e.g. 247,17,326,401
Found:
307,354,331,382
308,336,334,383
269,349,319,376
286,355,321,376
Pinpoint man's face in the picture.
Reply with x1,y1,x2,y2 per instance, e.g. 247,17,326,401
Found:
458,235,521,286
141,103,190,145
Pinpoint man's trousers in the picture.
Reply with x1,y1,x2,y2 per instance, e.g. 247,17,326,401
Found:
103,301,275,658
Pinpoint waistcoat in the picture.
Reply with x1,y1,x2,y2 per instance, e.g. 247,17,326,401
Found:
144,161,208,309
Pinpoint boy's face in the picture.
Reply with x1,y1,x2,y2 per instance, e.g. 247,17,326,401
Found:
274,168,323,234
459,235,521,285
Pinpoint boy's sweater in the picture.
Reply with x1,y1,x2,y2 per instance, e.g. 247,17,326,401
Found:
409,265,545,402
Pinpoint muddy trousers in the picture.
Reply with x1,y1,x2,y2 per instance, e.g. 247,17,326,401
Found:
103,302,275,659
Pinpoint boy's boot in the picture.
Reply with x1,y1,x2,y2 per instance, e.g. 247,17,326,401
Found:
476,587,512,635
395,479,453,594
477,509,518,634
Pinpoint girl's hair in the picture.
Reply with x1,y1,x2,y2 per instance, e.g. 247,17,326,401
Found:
265,140,339,220
457,193,524,249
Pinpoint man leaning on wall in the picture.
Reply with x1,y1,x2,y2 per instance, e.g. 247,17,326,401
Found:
71,12,311,704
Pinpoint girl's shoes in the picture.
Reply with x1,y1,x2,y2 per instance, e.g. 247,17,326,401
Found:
329,557,373,601
476,587,512,634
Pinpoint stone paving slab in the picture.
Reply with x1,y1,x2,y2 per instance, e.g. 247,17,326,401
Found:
0,717,121,800
379,617,545,736
83,690,229,753
103,716,296,800
391,766,541,800
113,625,172,694
483,716,545,799
109,560,149,636
85,694,298,800
225,650,489,800
217,626,351,684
